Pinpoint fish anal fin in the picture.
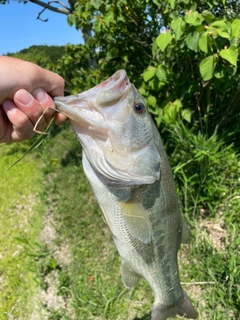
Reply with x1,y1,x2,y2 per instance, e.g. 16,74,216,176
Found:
151,291,198,320
181,220,191,244
121,261,141,289
120,196,153,244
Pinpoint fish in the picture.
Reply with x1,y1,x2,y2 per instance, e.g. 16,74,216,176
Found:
53,70,198,320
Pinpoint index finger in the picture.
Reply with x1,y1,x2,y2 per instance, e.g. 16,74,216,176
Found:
0,57,65,103
40,68,65,97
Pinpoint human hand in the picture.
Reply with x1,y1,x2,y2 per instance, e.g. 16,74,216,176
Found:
0,56,66,143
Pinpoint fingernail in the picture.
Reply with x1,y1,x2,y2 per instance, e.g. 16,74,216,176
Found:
32,88,48,103
3,99,15,113
15,89,33,106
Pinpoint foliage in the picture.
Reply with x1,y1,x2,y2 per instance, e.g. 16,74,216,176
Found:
2,0,240,146
51,44,102,94
51,0,240,148
6,45,65,69
141,1,240,146
51,0,240,215
165,121,240,216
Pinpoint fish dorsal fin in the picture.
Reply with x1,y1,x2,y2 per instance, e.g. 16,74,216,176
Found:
120,196,152,244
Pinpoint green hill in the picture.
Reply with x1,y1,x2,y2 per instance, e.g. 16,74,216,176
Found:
6,45,65,68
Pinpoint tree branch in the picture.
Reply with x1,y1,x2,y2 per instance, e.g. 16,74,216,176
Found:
37,6,48,21
29,0,72,15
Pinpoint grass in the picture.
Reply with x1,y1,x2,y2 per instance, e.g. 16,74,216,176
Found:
35,122,239,319
0,121,239,319
34,124,154,320
167,122,240,319
0,142,43,319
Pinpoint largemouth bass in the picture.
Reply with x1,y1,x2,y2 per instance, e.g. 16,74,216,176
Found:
54,70,198,320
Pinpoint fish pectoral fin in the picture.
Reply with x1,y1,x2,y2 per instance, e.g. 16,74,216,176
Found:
121,261,141,289
181,220,191,244
120,196,153,244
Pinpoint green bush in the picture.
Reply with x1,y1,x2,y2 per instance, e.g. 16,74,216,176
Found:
54,0,240,148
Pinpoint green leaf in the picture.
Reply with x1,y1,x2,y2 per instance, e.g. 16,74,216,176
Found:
152,0,161,8
186,31,199,51
211,20,227,29
156,32,173,52
162,99,182,123
138,87,146,95
172,99,182,111
168,0,176,9
215,28,230,39
155,65,167,81
67,14,76,27
94,17,102,33
104,11,114,27
214,69,224,79
92,0,102,10
171,17,185,40
181,108,192,122
152,39,158,57
231,37,240,49
147,96,157,108
189,3,197,11
231,19,240,38
162,103,175,123
220,47,238,66
184,11,203,26
202,10,215,24
199,55,216,81
184,11,197,24
142,66,156,82
199,31,208,53
117,13,126,23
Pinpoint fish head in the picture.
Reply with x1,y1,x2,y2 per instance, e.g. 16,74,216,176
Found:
54,70,161,185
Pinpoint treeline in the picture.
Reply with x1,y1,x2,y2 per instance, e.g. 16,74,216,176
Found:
5,45,65,68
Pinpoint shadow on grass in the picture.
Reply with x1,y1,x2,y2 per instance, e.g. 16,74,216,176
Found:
60,147,82,167
133,313,151,320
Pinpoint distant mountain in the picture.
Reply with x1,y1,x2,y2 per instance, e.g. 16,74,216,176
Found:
6,45,65,69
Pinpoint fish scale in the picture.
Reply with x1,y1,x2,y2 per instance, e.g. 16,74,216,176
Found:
54,70,198,320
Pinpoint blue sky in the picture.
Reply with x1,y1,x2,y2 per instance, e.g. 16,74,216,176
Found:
0,1,83,55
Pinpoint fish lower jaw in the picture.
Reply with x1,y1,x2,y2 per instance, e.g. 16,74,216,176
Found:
71,109,109,140
75,108,104,126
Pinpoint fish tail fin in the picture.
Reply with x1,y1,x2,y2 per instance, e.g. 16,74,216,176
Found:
151,291,198,320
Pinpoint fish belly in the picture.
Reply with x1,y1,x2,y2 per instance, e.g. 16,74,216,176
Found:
82,152,197,319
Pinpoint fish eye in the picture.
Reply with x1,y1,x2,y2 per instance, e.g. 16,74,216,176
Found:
133,103,145,114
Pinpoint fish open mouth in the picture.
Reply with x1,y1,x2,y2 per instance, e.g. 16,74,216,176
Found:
53,70,161,185
53,70,131,136
95,69,130,91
